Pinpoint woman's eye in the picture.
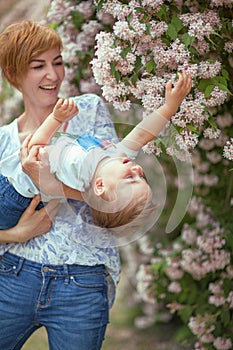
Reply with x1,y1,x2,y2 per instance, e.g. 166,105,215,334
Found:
32,65,43,70
54,61,63,66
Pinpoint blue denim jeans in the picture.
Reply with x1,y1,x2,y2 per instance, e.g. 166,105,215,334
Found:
0,174,44,229
0,253,109,350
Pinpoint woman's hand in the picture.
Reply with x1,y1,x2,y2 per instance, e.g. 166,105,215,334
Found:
20,134,65,196
20,134,84,201
0,195,60,243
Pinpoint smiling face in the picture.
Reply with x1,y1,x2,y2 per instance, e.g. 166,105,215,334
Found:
93,154,151,207
18,47,65,109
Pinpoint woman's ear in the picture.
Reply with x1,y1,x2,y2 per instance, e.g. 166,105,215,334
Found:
93,177,105,197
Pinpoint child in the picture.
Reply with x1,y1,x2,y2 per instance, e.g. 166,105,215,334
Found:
1,71,192,229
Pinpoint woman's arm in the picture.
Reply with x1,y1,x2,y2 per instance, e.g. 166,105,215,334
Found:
28,98,78,149
122,71,192,151
0,195,60,243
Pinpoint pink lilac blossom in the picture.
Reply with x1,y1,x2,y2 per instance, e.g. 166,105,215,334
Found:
198,61,222,79
188,314,215,339
172,99,207,127
208,281,226,307
166,302,183,313
224,41,233,53
175,131,199,151
116,53,136,75
100,0,131,20
136,264,155,304
165,265,184,280
142,142,162,156
204,87,228,108
149,21,168,38
198,138,216,151
76,21,103,51
76,0,96,19
168,281,182,293
203,128,221,139
213,337,232,350
141,0,164,12
113,21,135,41
210,0,233,8
179,10,221,41
46,0,74,23
166,147,191,162
227,291,233,308
193,41,210,55
96,10,115,26
206,151,222,164
223,138,233,160
216,113,233,128
181,223,197,245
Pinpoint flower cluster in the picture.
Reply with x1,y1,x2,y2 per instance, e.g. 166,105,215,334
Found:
92,0,232,158
136,195,233,349
46,0,115,97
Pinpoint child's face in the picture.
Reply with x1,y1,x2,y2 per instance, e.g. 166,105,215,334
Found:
97,154,150,203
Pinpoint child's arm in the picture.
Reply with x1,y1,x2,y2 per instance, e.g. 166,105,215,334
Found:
122,71,192,151
21,136,84,201
28,98,78,149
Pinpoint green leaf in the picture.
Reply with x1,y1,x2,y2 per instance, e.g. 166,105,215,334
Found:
171,14,183,32
110,62,121,83
156,4,168,21
215,83,232,94
167,23,177,41
134,56,143,74
110,62,116,76
221,308,230,327
221,68,229,80
96,0,106,11
181,33,195,48
205,85,215,98
198,78,212,92
145,59,156,73
121,46,131,59
178,305,193,323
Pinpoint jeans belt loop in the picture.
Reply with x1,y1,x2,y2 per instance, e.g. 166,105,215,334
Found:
64,264,69,285
13,257,24,276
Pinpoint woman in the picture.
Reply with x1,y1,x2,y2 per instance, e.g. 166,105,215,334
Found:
0,20,120,350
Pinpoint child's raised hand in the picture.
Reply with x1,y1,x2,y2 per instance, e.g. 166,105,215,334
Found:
53,98,79,123
164,71,192,115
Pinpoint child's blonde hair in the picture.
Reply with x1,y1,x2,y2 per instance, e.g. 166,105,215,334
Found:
0,20,63,89
88,188,156,230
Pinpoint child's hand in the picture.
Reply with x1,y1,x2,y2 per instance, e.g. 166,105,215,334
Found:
53,98,79,123
164,71,192,116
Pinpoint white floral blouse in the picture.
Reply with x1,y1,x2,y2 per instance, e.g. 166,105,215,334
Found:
0,94,121,307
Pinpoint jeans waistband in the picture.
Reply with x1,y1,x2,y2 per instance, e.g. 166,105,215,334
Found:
1,252,105,276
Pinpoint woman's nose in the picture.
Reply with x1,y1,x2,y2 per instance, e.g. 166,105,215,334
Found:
46,65,58,80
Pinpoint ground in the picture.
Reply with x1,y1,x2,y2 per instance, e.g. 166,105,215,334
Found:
0,1,194,349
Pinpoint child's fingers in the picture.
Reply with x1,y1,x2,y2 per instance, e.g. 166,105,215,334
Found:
165,80,173,95
20,134,32,158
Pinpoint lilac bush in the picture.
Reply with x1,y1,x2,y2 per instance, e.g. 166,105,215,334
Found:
90,1,233,349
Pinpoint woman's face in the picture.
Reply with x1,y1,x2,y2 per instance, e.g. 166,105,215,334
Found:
19,47,65,108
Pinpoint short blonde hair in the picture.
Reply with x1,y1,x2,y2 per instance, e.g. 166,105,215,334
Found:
0,20,63,89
